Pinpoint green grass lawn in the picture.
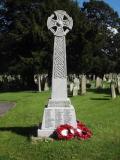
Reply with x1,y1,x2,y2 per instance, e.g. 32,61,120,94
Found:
0,89,120,160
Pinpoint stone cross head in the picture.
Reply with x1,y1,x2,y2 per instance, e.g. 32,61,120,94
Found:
47,10,73,36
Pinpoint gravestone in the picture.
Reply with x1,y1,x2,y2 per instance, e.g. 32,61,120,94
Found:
74,77,80,90
108,73,112,83
91,83,95,89
70,82,74,92
93,75,96,81
68,82,74,97
103,75,106,81
34,74,41,92
73,77,80,96
86,79,90,84
95,76,102,88
80,74,86,95
38,74,42,92
44,76,49,91
110,81,116,99
73,85,78,96
38,10,77,137
7,75,12,82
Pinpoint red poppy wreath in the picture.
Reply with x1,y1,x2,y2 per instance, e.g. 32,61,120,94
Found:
75,121,92,140
55,124,75,140
54,121,92,140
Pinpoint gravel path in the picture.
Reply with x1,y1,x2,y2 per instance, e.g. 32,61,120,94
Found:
0,102,15,116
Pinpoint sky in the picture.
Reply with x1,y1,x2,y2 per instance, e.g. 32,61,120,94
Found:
78,0,120,16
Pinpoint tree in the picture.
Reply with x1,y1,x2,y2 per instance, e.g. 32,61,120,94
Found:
81,0,120,75
0,0,120,91
0,0,85,89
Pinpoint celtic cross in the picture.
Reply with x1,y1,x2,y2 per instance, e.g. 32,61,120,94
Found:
37,12,76,137
47,10,73,100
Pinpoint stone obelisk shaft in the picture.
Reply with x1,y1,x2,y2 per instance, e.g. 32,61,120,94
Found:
52,36,67,100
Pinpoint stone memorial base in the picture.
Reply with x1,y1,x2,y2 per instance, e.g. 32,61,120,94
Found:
38,99,77,137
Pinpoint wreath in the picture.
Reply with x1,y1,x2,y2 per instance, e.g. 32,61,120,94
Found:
54,124,75,140
53,121,92,140
75,121,92,140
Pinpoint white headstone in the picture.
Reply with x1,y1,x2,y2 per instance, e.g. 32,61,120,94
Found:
38,74,41,92
108,73,112,83
70,82,74,92
96,76,102,88
44,76,49,91
73,85,78,96
93,75,96,81
81,75,86,95
38,10,77,137
73,77,80,96
103,75,106,81
74,77,80,90
110,82,116,99
67,82,74,97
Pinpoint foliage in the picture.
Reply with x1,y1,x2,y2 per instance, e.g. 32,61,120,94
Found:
81,0,120,75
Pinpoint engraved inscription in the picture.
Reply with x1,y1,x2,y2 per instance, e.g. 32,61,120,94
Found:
48,101,70,107
64,109,73,124
42,107,76,130
55,109,64,127
45,109,55,128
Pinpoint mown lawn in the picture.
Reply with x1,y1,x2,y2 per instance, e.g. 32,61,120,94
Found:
0,89,120,160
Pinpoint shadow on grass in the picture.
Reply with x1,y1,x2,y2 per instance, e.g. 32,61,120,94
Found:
90,98,110,100
87,88,110,95
0,126,38,139
0,90,39,94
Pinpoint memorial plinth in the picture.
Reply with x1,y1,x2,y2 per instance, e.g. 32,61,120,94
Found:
38,10,77,137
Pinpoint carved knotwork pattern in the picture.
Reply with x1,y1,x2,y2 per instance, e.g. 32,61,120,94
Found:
47,10,73,79
47,10,73,36
53,36,66,78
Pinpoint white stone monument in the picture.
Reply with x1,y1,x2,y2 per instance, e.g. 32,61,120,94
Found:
38,10,77,137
